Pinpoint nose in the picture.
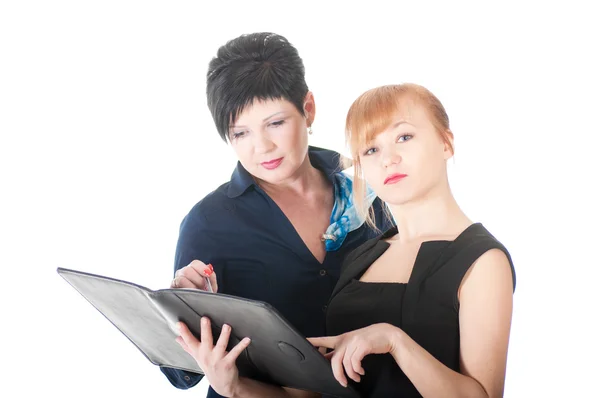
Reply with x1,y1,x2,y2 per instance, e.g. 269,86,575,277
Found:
253,131,276,154
382,149,402,168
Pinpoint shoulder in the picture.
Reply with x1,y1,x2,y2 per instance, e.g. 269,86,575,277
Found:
463,249,513,286
457,225,516,296
179,182,236,231
197,182,236,210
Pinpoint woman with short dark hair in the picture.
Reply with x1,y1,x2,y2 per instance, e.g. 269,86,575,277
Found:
161,32,392,398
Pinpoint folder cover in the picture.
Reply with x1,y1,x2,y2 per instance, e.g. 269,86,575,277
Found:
57,267,358,398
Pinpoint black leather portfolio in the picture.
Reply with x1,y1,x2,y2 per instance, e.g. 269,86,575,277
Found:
57,267,359,398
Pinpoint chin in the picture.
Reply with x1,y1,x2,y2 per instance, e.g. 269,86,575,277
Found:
378,192,416,206
254,167,294,184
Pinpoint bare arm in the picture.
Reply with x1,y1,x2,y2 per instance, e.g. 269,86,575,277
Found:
389,248,514,397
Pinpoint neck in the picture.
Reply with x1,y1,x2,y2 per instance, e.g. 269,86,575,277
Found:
256,154,325,197
387,179,471,243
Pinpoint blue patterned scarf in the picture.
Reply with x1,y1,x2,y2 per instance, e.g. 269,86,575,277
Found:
322,172,377,251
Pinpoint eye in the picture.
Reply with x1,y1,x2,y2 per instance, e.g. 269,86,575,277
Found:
230,131,247,140
397,134,413,142
363,147,378,156
269,120,285,128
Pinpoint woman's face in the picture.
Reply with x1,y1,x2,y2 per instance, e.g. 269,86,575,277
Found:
228,94,315,185
358,104,453,206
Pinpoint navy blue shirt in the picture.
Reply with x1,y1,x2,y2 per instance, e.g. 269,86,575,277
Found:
160,146,393,396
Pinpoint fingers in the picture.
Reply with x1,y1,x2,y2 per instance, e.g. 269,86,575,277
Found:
200,317,214,347
307,336,337,349
351,347,366,376
223,337,251,367
175,336,192,355
187,259,211,273
214,323,231,354
312,332,371,386
172,275,201,289
207,320,251,369
330,348,348,387
189,260,215,287
174,261,209,290
342,345,361,383
176,322,200,352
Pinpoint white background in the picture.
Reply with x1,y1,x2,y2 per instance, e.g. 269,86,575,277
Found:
1,1,599,396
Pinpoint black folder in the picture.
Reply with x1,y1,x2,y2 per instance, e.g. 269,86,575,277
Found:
57,267,359,398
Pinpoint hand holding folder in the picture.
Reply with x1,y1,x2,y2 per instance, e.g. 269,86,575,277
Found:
57,267,359,398
175,317,252,397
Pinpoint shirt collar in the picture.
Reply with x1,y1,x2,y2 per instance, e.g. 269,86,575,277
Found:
226,146,349,198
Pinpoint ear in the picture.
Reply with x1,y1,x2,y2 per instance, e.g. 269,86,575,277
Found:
443,130,455,160
303,91,316,127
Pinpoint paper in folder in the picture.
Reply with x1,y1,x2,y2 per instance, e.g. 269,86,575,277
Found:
57,267,359,398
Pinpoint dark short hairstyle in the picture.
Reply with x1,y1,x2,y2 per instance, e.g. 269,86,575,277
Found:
206,32,309,142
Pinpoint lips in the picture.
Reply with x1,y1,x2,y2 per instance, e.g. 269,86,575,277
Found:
261,157,283,170
384,173,407,185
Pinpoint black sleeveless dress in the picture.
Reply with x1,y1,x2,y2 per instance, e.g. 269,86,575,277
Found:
325,223,516,398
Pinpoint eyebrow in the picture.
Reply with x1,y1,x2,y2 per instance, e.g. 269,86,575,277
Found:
231,111,286,129
263,111,286,122
392,120,410,128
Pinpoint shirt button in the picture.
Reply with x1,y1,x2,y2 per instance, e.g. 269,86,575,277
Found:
184,375,191,382
319,269,327,276
322,305,328,312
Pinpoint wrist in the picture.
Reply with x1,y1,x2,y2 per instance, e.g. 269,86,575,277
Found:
388,324,406,358
230,377,247,398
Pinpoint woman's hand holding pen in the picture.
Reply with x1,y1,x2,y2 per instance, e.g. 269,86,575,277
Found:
171,260,218,292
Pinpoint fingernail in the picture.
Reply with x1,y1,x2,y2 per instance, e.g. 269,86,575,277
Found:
201,317,208,324
208,263,214,272
204,269,213,276
243,337,251,344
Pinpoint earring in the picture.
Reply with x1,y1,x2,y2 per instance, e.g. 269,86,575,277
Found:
308,126,313,135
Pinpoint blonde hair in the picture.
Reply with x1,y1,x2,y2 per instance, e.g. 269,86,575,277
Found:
345,83,454,229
